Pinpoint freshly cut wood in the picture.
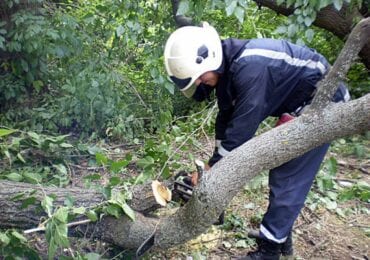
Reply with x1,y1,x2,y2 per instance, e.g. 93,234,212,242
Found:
152,180,172,206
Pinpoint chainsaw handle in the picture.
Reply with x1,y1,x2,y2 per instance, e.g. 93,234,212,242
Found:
194,159,204,179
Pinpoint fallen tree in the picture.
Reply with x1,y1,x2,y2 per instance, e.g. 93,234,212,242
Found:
0,15,369,256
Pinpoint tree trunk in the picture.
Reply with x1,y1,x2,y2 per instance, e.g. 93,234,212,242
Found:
0,180,161,249
254,0,370,69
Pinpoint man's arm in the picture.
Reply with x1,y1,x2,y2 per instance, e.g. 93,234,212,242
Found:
208,62,268,166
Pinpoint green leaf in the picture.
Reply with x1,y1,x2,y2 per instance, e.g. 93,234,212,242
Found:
28,131,41,141
42,195,54,217
287,23,298,37
121,203,135,221
59,143,73,148
332,0,343,10
6,172,23,182
304,16,314,26
275,26,287,34
177,0,189,15
318,0,331,9
17,153,26,163
105,204,122,218
96,153,108,166
53,164,68,175
324,198,337,210
116,25,125,37
0,232,10,245
226,0,237,16
235,239,248,248
23,172,43,183
86,210,98,222
32,80,44,92
305,29,314,42
234,6,245,23
21,196,37,209
54,207,68,223
0,128,16,137
47,235,57,260
327,157,337,176
164,82,175,95
109,176,121,186
72,206,86,215
11,230,27,242
137,156,155,169
110,159,130,173
354,144,365,158
54,223,69,247
64,195,74,208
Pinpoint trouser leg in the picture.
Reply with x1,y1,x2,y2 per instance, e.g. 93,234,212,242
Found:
260,143,330,243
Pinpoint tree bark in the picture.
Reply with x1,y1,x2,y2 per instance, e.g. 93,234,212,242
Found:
0,180,162,249
254,0,370,69
0,180,165,229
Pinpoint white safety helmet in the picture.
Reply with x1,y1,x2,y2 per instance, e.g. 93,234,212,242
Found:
164,22,223,98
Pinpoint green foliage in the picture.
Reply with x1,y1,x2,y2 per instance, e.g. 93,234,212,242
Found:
134,102,216,183
0,229,40,259
307,134,369,216
0,0,175,138
338,181,370,202
0,128,76,186
347,63,370,99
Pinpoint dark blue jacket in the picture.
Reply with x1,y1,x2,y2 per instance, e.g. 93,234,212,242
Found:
193,38,333,166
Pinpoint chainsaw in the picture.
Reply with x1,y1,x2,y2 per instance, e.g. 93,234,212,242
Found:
135,160,204,258
172,159,205,202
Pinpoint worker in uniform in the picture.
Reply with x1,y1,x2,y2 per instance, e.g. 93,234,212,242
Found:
164,22,350,259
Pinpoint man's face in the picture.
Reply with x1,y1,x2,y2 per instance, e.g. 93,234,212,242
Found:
195,71,219,87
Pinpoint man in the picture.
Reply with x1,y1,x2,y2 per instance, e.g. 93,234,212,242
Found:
164,22,350,259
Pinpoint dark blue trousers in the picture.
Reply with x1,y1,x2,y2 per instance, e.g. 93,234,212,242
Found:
259,82,350,243
260,143,330,243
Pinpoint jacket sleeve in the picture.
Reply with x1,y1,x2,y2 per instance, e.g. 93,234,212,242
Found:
208,62,268,166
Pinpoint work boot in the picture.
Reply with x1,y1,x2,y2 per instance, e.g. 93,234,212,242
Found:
240,237,282,260
281,232,293,257
247,230,293,258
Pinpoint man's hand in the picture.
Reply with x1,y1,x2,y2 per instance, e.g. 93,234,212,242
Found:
191,163,211,186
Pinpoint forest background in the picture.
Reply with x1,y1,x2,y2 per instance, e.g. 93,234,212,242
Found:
0,0,369,259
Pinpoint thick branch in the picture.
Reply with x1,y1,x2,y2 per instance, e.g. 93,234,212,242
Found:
254,0,370,69
0,180,166,230
309,17,370,110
